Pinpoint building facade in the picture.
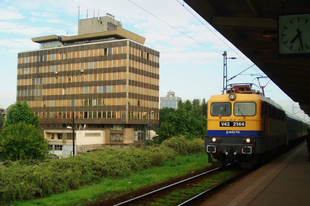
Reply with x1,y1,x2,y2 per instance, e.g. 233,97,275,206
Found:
17,15,159,155
160,91,181,109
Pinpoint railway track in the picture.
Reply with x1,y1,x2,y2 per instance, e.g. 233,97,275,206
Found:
108,165,248,206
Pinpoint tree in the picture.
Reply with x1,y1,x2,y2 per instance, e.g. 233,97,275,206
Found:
159,107,175,125
0,122,48,161
4,100,39,128
0,113,3,131
156,99,207,142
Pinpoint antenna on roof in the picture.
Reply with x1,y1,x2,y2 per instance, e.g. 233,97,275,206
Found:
86,9,88,19
78,6,80,21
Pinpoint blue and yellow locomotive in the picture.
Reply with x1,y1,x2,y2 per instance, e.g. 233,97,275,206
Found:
205,84,308,167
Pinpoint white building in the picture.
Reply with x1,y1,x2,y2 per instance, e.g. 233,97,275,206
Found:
160,91,181,109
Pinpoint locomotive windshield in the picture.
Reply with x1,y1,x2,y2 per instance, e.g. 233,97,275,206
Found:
211,102,231,116
234,102,256,116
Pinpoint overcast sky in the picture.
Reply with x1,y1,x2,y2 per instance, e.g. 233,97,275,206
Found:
0,0,308,120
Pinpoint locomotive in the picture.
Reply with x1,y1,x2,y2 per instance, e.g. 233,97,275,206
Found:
205,84,309,167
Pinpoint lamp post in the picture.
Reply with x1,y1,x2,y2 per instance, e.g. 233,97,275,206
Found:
143,111,153,149
67,111,75,156
144,113,146,149
222,51,236,94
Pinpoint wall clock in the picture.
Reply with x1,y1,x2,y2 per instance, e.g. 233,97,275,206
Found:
279,14,310,54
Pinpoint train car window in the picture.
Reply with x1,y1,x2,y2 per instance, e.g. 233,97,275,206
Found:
234,102,256,116
210,103,231,116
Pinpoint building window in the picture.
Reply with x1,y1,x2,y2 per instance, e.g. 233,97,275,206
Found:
110,134,123,142
121,111,126,118
98,86,103,93
103,48,113,56
57,134,62,140
107,86,112,93
55,145,63,150
84,87,89,94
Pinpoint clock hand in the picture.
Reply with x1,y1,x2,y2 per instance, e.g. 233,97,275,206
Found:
290,29,303,50
290,31,300,44
297,29,304,50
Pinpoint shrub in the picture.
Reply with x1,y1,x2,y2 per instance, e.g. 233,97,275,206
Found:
0,122,48,161
0,138,203,204
161,136,204,155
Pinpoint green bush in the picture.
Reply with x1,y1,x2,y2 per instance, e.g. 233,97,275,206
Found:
161,136,204,155
0,138,203,204
0,122,48,161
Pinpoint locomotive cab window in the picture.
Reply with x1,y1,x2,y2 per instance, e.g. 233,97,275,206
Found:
234,102,256,116
211,102,231,116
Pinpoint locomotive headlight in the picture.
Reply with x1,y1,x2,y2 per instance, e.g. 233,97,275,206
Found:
211,137,217,142
228,93,236,100
245,138,251,143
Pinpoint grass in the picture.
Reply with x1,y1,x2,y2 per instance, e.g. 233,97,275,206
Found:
12,152,209,206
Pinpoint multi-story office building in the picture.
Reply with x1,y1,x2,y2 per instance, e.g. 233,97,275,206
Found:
17,15,159,155
160,91,181,109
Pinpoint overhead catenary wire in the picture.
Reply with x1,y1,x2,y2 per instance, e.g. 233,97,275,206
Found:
128,0,219,53
128,0,264,81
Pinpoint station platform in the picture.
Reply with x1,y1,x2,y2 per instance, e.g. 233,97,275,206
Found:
202,142,310,206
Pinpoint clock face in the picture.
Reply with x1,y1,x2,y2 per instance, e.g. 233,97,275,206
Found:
279,14,310,54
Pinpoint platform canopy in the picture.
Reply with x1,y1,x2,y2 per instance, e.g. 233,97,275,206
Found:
185,0,310,116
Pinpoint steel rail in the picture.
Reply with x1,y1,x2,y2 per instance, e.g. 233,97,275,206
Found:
177,167,248,206
113,166,222,206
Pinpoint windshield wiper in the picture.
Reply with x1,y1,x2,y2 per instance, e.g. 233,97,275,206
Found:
238,108,246,119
